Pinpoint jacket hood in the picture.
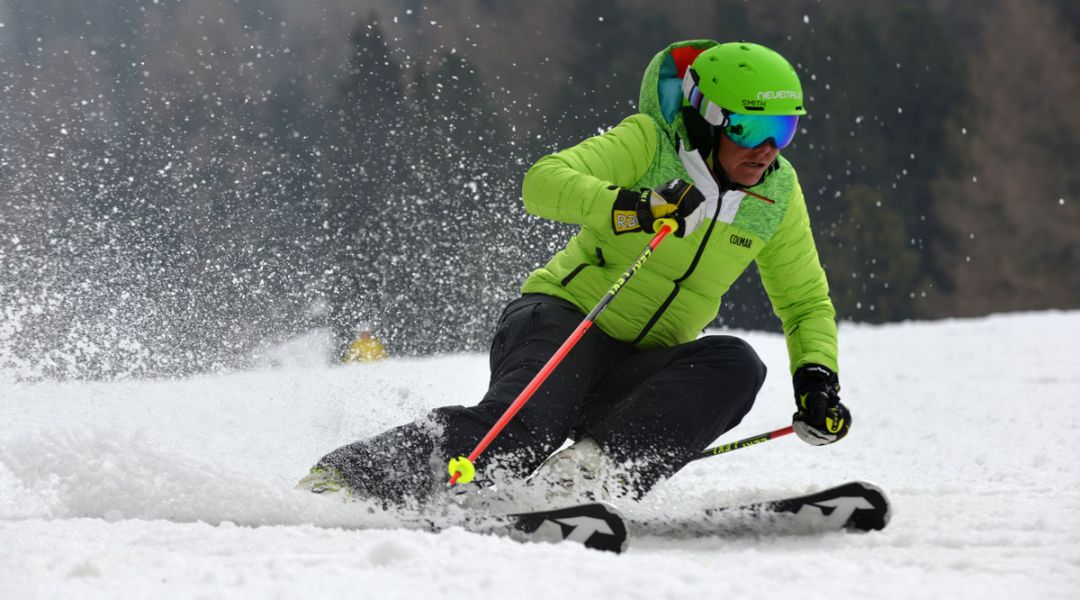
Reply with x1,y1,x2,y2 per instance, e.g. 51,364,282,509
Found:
637,40,720,147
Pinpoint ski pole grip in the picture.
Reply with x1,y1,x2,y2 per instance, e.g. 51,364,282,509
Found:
653,218,678,235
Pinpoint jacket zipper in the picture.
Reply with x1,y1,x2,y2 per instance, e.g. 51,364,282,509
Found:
631,200,724,345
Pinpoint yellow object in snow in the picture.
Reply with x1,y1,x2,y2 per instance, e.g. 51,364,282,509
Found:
343,333,387,363
447,456,476,484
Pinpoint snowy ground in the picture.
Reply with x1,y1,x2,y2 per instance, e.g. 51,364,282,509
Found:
2,311,1078,599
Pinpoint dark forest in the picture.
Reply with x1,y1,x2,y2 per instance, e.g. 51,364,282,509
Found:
0,0,1076,379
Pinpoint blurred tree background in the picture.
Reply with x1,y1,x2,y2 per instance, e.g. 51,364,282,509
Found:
0,0,1076,379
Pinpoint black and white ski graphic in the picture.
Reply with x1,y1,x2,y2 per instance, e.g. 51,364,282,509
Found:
509,502,628,553
630,480,891,538
759,480,891,532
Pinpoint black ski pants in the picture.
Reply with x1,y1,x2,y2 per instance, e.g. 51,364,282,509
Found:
319,294,766,505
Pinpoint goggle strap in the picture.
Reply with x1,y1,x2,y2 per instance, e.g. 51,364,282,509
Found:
682,69,725,127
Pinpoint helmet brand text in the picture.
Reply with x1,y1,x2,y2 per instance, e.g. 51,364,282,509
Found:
756,90,802,100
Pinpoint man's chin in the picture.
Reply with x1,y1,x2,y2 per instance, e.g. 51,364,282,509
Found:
733,171,764,186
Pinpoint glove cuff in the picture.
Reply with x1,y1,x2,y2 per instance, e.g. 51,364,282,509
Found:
611,187,654,235
793,364,839,395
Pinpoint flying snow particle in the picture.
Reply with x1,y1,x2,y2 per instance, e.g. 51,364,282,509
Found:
803,15,810,24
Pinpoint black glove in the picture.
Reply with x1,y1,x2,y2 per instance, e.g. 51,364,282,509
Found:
792,364,851,446
610,179,707,238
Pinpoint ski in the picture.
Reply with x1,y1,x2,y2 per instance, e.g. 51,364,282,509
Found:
333,481,885,551
629,480,891,538
407,501,629,553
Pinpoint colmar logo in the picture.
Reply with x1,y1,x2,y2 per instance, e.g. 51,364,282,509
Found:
729,234,753,249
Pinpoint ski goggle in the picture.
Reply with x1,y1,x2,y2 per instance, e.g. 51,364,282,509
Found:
682,69,800,149
721,111,800,150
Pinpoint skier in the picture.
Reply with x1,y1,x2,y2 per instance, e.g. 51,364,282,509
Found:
299,40,851,507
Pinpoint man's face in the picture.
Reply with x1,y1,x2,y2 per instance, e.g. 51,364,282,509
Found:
716,133,778,186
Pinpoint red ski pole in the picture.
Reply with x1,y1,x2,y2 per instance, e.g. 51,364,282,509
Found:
693,425,795,461
447,219,679,485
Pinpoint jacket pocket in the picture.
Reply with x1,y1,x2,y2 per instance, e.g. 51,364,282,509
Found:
560,263,588,287
560,247,606,287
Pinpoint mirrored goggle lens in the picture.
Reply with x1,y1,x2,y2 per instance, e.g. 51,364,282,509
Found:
724,113,800,149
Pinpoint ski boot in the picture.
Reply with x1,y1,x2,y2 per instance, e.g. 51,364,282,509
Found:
528,437,629,505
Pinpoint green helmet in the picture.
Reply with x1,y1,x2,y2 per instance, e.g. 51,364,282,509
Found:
684,42,806,118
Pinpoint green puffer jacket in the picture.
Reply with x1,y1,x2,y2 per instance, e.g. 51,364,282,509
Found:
519,40,838,374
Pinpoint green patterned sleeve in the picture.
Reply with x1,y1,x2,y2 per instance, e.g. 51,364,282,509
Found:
755,179,840,375
521,114,657,231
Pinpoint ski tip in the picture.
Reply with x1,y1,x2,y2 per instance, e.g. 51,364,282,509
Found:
512,502,629,554
842,480,892,532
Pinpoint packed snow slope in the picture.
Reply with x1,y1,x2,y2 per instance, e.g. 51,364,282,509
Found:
1,311,1078,599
